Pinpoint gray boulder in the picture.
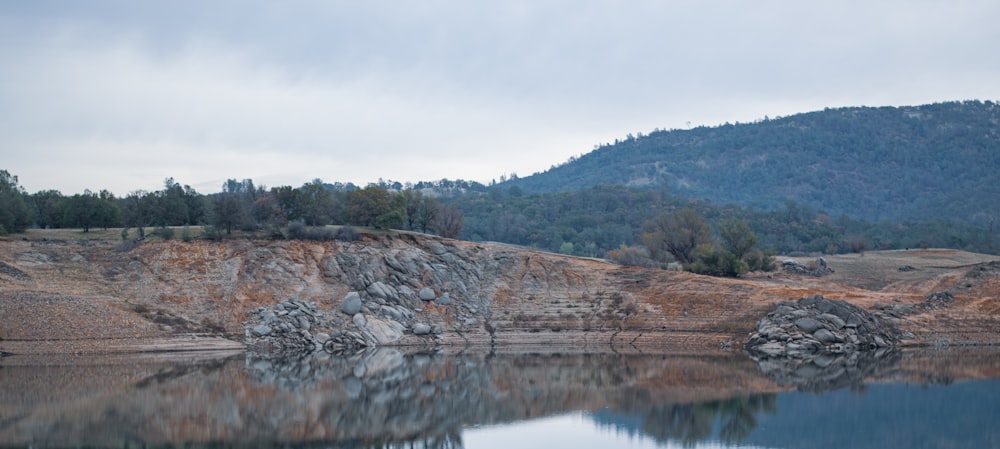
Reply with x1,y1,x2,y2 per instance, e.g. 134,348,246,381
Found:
418,287,436,301
412,323,432,335
341,292,363,315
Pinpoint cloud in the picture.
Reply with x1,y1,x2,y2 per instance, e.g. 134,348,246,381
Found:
2,1,999,195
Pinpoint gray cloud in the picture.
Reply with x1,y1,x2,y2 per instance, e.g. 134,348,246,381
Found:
1,0,998,195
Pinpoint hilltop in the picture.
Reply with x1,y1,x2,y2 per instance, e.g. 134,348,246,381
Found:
505,101,1000,225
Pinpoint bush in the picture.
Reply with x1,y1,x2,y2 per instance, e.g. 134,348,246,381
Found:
335,225,360,242
155,227,175,240
181,225,192,242
687,244,748,277
744,249,777,272
201,225,223,241
306,226,335,241
286,220,307,239
606,245,656,268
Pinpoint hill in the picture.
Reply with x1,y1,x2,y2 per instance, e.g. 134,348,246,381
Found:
505,100,1000,225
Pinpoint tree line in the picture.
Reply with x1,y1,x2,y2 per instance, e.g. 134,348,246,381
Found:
0,170,462,240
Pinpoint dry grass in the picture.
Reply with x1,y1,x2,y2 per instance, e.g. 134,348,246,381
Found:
781,249,1000,291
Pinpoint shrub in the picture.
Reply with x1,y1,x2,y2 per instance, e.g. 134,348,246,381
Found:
335,225,360,242
606,245,656,267
306,226,335,241
744,249,777,272
155,227,175,240
201,225,224,241
286,220,307,239
687,243,748,277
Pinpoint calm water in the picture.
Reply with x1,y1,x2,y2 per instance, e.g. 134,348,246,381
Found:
1,347,998,448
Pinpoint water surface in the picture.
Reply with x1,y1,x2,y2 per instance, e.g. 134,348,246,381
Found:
1,347,998,448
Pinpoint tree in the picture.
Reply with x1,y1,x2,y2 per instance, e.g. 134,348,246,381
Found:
63,191,100,232
156,177,190,226
435,205,464,238
0,170,32,234
31,189,65,229
296,180,334,226
347,186,404,229
123,190,155,238
402,190,440,233
95,189,122,229
718,218,757,260
642,208,713,264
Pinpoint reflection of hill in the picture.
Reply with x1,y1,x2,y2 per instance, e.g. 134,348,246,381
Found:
1,348,998,448
0,350,772,447
592,394,777,446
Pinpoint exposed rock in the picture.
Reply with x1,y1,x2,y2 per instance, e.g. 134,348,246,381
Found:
745,295,900,358
412,323,432,335
418,288,436,301
251,325,273,337
364,317,405,344
435,293,452,306
793,317,821,333
340,292,363,315
782,258,835,277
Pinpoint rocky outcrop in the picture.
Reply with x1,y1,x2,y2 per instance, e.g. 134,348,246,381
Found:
781,257,834,276
744,295,901,358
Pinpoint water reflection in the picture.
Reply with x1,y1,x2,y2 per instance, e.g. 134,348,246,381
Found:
0,347,998,448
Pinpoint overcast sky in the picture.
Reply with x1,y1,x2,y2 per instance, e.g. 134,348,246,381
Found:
2,1,998,195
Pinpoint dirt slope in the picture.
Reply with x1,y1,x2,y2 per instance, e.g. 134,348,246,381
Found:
1,233,998,354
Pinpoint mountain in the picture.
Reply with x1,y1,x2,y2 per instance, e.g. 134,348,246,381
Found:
505,101,1000,224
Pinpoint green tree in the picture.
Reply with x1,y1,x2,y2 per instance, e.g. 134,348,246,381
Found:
31,189,65,229
63,190,100,232
0,170,32,234
718,217,757,260
642,208,713,264
296,180,334,226
347,186,403,228
123,190,155,238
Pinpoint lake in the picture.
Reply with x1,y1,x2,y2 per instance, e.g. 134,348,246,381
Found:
1,347,998,448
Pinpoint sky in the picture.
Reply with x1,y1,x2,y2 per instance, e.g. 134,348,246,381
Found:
2,1,999,196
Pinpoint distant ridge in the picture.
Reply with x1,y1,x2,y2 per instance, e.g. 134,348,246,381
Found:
505,101,1000,224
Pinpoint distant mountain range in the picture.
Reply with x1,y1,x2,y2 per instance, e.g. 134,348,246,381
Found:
504,100,1000,225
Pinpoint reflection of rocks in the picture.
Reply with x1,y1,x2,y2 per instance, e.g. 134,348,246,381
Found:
2,347,993,448
751,348,902,392
745,295,901,358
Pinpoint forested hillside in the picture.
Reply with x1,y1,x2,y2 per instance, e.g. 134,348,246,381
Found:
505,101,1000,225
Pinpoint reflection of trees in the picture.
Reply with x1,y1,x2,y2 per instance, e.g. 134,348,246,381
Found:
642,394,776,447
374,432,463,449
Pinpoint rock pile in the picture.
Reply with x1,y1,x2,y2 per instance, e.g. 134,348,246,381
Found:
245,298,331,352
781,257,834,276
244,286,451,353
744,295,900,358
